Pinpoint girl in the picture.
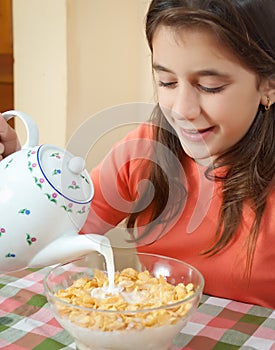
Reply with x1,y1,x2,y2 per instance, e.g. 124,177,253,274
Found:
82,0,275,308
1,0,275,308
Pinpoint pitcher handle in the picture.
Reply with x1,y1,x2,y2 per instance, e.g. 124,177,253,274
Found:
2,110,39,149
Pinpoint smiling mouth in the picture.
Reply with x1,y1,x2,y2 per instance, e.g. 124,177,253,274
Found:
180,126,215,141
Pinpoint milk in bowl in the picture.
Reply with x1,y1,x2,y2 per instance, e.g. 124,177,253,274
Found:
44,243,204,350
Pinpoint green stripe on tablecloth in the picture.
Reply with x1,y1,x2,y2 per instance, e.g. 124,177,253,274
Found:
27,268,43,273
0,314,24,328
52,329,74,345
27,294,48,307
197,303,223,317
212,342,240,350
240,314,266,326
32,329,74,350
0,323,9,332
0,285,20,298
0,275,18,283
219,329,250,346
263,318,275,330
247,305,273,317
0,327,29,343
33,338,67,350
173,332,193,347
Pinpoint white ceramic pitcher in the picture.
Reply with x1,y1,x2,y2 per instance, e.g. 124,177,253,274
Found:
0,110,109,272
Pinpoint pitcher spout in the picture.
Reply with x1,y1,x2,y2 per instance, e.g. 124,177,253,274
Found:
28,234,111,268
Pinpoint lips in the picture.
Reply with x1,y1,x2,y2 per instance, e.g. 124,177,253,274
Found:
179,126,215,141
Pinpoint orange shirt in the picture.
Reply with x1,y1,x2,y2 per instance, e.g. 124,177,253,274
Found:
81,123,275,309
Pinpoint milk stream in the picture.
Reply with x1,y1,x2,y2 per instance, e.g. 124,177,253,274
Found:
96,236,116,292
92,237,145,302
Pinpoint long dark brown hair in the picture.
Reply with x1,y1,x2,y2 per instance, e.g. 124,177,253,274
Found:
126,0,275,276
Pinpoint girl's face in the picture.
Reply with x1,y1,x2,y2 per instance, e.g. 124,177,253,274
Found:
152,26,266,165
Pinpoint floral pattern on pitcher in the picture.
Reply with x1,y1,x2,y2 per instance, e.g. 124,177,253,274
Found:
28,161,38,173
80,174,89,184
61,202,73,212
18,208,31,215
77,206,87,214
4,159,13,169
27,150,36,158
0,113,93,273
45,192,58,204
50,152,61,159
5,252,16,258
23,144,92,216
52,169,62,175
26,233,37,246
34,176,45,189
68,181,80,190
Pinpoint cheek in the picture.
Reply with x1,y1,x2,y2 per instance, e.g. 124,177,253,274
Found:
159,101,176,125
219,104,259,143
156,85,177,109
158,95,175,122
222,85,261,123
207,89,259,127
157,90,170,109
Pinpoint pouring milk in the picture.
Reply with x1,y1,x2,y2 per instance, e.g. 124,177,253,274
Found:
0,110,116,273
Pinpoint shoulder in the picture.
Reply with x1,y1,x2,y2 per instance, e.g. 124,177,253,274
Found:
91,122,154,180
120,122,155,142
108,122,155,164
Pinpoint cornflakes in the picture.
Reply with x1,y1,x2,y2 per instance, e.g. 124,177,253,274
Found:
54,268,195,332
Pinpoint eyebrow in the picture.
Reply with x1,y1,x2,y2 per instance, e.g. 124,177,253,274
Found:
152,63,175,73
152,63,230,78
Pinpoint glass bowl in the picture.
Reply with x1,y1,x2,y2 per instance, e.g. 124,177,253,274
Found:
44,250,204,350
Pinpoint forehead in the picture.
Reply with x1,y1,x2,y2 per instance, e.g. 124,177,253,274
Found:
152,25,241,69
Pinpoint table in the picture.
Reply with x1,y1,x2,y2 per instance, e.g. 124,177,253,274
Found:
0,267,275,350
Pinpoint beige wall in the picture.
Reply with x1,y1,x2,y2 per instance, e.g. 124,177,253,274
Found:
12,0,67,146
12,0,154,150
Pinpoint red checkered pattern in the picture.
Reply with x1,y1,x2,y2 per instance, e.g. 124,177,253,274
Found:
1,268,275,349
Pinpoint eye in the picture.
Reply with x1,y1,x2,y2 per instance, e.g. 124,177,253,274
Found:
158,81,177,88
197,84,226,94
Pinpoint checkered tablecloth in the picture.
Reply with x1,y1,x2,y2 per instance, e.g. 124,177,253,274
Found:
176,296,275,350
0,267,274,350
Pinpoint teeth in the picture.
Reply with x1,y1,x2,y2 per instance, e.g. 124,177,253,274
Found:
183,127,211,134
183,129,200,134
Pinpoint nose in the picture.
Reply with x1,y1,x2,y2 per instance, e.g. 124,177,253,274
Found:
171,85,200,121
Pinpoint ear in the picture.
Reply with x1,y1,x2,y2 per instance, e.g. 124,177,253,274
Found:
260,77,275,109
